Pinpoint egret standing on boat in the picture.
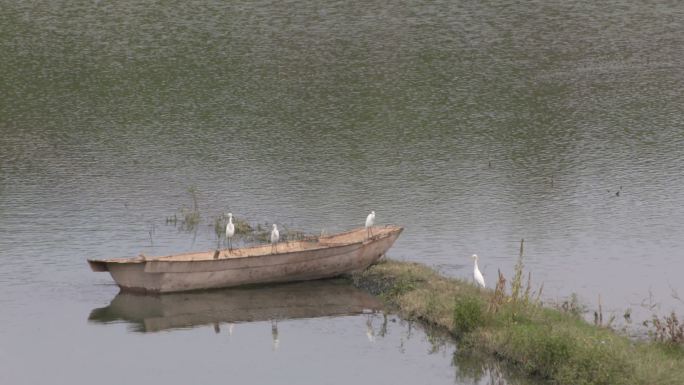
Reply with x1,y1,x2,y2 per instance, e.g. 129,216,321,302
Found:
270,224,280,253
225,213,235,250
471,254,485,288
365,210,375,238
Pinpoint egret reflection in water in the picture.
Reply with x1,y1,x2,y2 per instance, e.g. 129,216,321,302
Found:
88,279,382,333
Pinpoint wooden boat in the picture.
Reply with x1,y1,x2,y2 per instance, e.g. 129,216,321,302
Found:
88,279,383,332
88,225,403,293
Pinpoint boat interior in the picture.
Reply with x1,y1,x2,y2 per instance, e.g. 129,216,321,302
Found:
89,225,401,265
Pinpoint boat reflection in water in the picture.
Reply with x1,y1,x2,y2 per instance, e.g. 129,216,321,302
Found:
88,279,383,333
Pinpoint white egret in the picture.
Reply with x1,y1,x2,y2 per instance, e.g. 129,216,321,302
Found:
225,213,235,250
270,224,280,253
365,210,375,238
471,254,485,288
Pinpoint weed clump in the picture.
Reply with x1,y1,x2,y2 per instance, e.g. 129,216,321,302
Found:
165,187,325,248
168,186,201,232
180,207,200,231
556,293,585,318
233,217,253,234
645,311,684,345
453,296,484,335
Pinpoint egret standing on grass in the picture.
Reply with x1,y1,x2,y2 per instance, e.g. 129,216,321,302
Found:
270,224,280,253
471,254,485,288
365,210,375,238
225,213,235,250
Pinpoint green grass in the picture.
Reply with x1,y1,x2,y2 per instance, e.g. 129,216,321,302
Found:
453,296,484,335
350,259,684,385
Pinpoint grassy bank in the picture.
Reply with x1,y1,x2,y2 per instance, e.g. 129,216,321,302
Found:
350,260,684,385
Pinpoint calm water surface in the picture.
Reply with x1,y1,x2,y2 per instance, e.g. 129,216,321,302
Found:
1,0,683,384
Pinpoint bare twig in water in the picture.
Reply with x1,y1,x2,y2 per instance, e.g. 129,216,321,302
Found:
148,223,156,247
594,294,604,327
670,285,684,305
639,289,661,312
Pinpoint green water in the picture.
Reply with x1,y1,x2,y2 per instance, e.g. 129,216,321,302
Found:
1,1,683,384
